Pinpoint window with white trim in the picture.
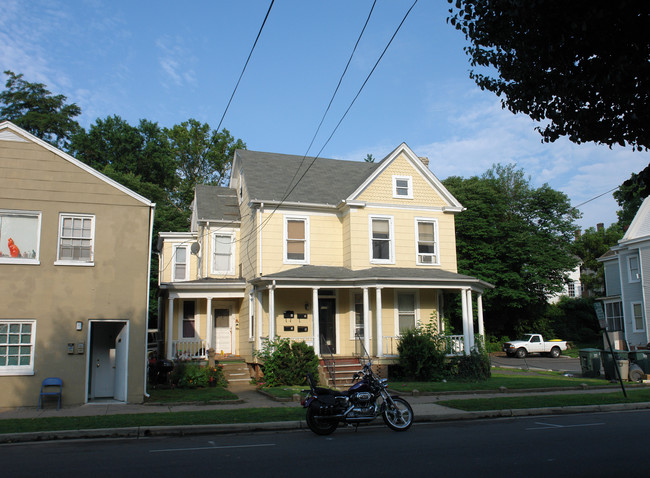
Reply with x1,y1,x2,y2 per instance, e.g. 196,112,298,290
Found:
182,301,196,338
632,302,645,332
393,175,413,199
370,216,394,263
628,255,640,283
173,245,189,281
57,214,94,264
0,210,41,264
397,292,416,333
605,301,623,331
284,216,309,264
415,218,438,265
567,282,576,297
0,320,36,375
212,233,234,275
353,293,364,338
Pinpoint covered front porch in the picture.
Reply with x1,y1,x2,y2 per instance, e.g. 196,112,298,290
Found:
249,266,493,360
158,278,246,360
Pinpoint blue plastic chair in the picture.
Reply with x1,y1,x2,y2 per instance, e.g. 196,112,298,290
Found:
38,377,63,410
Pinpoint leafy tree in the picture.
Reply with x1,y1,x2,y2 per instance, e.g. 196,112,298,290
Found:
165,119,245,210
572,224,623,296
0,70,81,149
443,164,580,335
447,1,650,150
364,153,375,163
614,164,650,229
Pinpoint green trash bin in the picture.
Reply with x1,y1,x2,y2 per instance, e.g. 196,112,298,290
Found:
579,348,602,378
601,350,629,380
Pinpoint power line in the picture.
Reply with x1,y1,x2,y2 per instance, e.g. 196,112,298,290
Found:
574,187,619,208
215,0,275,134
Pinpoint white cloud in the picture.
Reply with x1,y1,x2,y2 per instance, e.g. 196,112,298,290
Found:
156,36,197,88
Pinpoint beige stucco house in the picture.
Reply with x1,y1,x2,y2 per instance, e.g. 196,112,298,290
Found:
0,121,155,407
157,143,492,369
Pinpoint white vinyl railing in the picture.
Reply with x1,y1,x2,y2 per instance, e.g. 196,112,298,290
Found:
382,335,466,357
173,339,207,359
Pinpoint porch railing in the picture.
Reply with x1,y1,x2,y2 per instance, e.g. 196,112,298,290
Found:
382,335,467,357
173,339,207,359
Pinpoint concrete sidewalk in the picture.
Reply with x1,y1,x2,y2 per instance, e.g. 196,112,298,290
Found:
1,382,648,444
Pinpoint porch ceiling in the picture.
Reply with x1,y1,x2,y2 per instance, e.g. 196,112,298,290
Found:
250,265,494,292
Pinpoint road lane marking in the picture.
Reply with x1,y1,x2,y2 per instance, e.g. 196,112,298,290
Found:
527,422,605,430
150,443,276,453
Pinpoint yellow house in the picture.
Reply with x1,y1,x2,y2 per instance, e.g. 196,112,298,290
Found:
0,121,155,407
157,143,492,369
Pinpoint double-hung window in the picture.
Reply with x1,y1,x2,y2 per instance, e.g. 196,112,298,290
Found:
173,245,189,281
182,301,196,338
57,214,94,265
605,301,623,331
370,216,394,263
0,210,41,264
415,218,438,265
628,256,640,283
212,233,234,275
393,176,413,199
0,320,36,375
397,292,416,334
632,302,645,332
284,216,309,264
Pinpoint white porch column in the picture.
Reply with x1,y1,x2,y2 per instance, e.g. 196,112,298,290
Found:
312,287,320,356
269,283,276,340
375,287,383,357
477,293,485,340
466,289,475,350
461,289,470,355
166,298,174,359
206,297,213,350
256,290,263,352
362,287,370,355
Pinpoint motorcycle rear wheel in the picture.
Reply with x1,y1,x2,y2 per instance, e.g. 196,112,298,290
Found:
382,397,413,431
306,406,338,435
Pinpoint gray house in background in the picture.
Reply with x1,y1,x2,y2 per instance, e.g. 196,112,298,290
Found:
598,196,650,350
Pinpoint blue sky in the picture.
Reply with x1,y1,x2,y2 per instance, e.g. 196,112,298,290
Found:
2,0,647,230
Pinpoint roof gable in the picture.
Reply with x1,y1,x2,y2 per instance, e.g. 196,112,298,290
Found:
0,121,153,207
348,143,462,209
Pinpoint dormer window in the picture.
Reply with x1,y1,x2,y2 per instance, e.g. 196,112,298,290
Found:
393,176,413,199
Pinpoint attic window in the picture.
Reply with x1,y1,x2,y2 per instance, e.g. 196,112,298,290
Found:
393,176,413,199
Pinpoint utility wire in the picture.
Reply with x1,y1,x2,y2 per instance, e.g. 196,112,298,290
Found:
215,0,275,134
574,187,619,208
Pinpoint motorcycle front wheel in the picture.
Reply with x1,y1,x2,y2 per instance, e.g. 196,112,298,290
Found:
382,397,414,431
306,405,338,436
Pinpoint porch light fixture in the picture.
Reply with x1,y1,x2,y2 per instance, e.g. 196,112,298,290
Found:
305,303,310,311
76,321,83,331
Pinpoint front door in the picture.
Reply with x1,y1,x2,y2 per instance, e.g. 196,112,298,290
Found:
319,298,336,353
213,308,231,354
89,321,127,400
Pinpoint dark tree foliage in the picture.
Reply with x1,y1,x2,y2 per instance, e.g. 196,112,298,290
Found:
572,223,623,296
614,163,650,229
448,1,650,150
443,164,580,335
0,70,81,149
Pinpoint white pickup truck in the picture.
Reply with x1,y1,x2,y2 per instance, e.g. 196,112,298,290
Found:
503,334,568,358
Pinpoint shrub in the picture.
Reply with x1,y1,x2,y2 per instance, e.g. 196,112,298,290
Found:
447,343,491,381
169,362,227,389
254,338,319,387
397,323,447,381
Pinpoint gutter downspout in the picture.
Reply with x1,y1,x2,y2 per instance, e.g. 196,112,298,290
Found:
143,203,156,399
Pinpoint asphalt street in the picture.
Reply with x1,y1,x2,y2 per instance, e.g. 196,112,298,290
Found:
490,353,582,374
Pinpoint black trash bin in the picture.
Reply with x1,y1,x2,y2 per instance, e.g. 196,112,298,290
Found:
628,350,650,374
600,350,628,380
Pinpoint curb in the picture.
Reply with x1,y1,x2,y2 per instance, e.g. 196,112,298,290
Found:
3,402,650,444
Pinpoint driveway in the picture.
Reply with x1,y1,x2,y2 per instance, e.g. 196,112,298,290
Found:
490,352,582,375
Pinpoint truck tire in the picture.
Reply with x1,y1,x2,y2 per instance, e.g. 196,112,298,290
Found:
549,346,561,358
515,347,527,358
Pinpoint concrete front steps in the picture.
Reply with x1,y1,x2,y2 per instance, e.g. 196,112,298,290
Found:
220,360,252,385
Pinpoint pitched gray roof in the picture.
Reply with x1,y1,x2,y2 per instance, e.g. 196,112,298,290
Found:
236,149,381,205
251,265,494,290
194,184,240,222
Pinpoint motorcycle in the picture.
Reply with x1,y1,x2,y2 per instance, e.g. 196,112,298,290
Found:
302,352,414,435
